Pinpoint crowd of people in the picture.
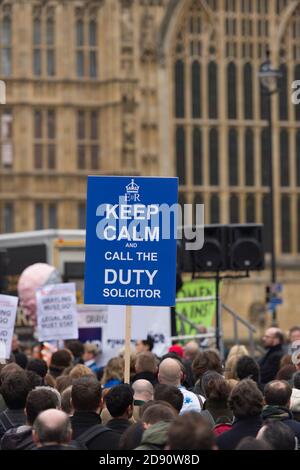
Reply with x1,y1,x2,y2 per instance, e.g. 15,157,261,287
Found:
1,325,300,450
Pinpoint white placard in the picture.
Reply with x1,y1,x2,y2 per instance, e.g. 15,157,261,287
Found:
36,283,78,342
99,306,171,366
77,304,108,329
0,294,18,359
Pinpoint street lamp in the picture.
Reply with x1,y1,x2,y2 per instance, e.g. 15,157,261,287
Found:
258,52,282,325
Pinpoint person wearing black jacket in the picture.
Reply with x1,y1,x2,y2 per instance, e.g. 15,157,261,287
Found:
131,352,158,386
259,328,285,386
70,376,119,450
217,379,263,450
105,384,133,436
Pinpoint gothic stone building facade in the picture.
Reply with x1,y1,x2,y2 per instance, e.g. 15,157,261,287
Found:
1,0,300,335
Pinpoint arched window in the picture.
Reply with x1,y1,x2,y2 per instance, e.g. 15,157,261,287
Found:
227,62,237,119
262,193,271,252
243,63,253,119
261,128,270,186
279,64,288,121
209,128,219,185
228,128,238,186
246,194,255,223
245,128,254,186
176,126,186,185
175,60,185,118
191,61,201,118
208,61,218,119
281,195,291,253
193,127,202,185
2,16,11,76
280,129,289,187
210,194,220,223
229,194,239,223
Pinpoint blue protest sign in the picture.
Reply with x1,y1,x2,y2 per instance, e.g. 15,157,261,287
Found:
84,176,178,307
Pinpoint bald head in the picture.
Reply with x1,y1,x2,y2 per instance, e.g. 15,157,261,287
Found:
184,341,200,361
158,358,182,386
132,379,154,402
262,328,284,348
33,409,72,447
264,380,292,407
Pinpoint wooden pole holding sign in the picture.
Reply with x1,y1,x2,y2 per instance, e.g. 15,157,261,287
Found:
124,305,132,384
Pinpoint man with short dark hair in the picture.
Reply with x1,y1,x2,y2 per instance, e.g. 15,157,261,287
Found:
135,335,154,354
26,359,48,381
217,379,263,450
135,403,177,450
105,384,133,436
70,376,119,450
262,380,300,440
259,328,285,386
257,419,297,450
154,384,184,414
0,370,32,438
33,409,74,450
1,386,61,450
166,412,217,450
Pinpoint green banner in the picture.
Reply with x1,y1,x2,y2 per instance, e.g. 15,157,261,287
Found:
175,279,218,335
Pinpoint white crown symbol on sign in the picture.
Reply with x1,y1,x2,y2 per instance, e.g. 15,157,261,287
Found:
126,179,139,194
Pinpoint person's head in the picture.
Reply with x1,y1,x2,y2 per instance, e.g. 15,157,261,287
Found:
236,356,260,383
183,341,200,362
141,402,177,428
158,358,182,387
229,379,263,419
83,343,99,363
65,340,84,362
192,350,223,382
119,422,144,450
69,364,95,380
32,344,43,360
26,370,43,388
61,386,73,416
289,326,300,344
105,384,134,419
11,334,19,352
27,359,48,379
25,387,61,426
166,412,217,450
0,363,22,384
0,370,32,410
276,365,296,381
55,375,73,394
49,349,73,378
257,420,297,450
235,436,272,450
225,345,249,380
262,328,284,348
201,372,230,402
32,409,72,447
264,380,292,407
101,357,123,385
132,379,154,402
71,376,102,413
168,344,184,358
135,352,157,375
135,335,154,354
293,371,300,390
154,384,184,414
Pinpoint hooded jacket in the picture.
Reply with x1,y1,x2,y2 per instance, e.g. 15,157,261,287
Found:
262,405,300,440
135,421,170,450
1,425,35,450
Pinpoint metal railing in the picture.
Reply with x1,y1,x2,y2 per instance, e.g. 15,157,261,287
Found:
221,303,257,356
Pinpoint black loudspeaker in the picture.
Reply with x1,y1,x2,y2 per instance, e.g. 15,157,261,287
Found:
176,238,194,274
228,224,264,271
192,225,228,272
